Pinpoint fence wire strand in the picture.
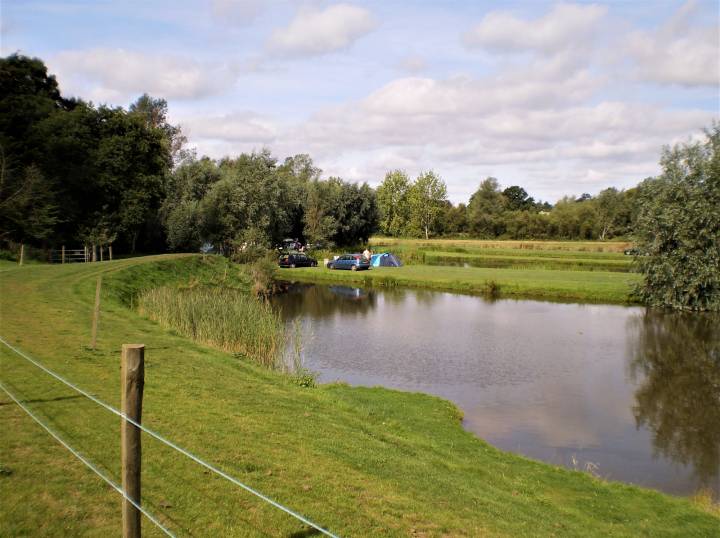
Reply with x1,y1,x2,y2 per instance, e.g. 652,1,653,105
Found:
0,336,339,538
0,380,175,538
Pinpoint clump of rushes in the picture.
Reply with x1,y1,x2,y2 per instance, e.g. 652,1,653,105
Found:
249,256,278,298
138,286,284,369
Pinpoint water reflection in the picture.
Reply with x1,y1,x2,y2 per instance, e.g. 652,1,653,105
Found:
273,283,378,319
271,282,719,496
629,311,720,491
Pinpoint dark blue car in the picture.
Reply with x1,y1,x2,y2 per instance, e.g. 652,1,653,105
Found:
327,253,371,271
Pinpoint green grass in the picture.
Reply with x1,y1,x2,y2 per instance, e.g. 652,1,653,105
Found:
423,251,633,272
370,237,632,253
287,264,640,304
1,255,717,536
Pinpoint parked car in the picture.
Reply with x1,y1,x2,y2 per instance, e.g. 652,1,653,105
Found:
278,253,317,268
327,253,371,271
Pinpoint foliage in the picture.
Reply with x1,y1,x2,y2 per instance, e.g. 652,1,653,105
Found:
407,170,448,239
376,170,411,236
634,126,720,310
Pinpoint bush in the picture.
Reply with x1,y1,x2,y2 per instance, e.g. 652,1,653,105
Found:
634,126,720,311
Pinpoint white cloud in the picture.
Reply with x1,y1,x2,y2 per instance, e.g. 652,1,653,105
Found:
267,3,376,57
625,1,719,87
463,3,607,54
181,111,277,144
50,48,238,103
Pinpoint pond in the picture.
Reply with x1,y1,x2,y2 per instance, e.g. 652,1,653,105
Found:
271,283,719,498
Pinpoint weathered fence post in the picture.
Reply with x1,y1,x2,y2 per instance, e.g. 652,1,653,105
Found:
62,245,66,264
19,243,24,266
90,276,102,350
121,344,145,538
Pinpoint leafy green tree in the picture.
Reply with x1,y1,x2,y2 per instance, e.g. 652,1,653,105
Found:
0,54,76,170
303,180,337,246
502,185,534,211
595,187,623,240
130,93,188,165
408,171,447,240
376,170,411,236
0,162,58,245
467,177,506,237
162,157,221,250
200,150,290,253
634,126,720,310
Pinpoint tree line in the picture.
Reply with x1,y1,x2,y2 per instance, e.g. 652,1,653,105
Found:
1,53,718,309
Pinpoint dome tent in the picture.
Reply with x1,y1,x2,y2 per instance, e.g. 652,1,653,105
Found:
370,252,402,267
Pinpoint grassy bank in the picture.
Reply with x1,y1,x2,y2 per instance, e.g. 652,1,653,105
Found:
1,255,717,536
287,264,640,304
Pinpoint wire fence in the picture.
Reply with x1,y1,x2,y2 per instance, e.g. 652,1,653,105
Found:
0,336,340,538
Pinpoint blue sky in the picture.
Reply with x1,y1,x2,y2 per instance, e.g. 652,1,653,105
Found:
2,0,718,202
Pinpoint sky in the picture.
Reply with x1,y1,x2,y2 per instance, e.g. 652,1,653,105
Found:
1,0,718,203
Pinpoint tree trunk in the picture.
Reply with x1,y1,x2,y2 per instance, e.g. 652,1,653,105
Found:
19,243,24,266
92,244,97,262
425,226,429,240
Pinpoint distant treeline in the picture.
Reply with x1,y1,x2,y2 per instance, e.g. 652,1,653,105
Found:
0,53,680,259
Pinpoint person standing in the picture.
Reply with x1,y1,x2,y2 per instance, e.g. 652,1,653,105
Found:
363,247,371,261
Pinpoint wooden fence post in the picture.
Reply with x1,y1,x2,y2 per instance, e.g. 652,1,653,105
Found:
90,276,102,350
121,344,145,538
62,245,66,264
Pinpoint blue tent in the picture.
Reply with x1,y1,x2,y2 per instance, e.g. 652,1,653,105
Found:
370,252,402,267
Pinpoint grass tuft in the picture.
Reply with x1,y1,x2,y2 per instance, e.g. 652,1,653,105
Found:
138,285,284,369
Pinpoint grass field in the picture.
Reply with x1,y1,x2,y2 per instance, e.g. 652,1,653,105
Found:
1,255,717,536
370,237,632,253
287,264,640,303
368,237,635,273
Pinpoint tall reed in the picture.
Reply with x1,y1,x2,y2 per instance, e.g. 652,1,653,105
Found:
138,286,284,369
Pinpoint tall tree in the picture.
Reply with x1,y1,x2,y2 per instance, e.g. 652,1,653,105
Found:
634,126,720,310
467,177,506,237
408,171,447,240
376,170,411,236
502,185,534,211
130,93,188,165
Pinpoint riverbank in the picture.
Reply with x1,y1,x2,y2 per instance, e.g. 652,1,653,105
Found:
1,255,716,536
286,264,640,304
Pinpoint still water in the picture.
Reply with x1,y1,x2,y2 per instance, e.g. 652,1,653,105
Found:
271,283,719,498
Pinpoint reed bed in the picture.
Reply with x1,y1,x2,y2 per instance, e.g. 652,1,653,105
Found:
138,286,284,369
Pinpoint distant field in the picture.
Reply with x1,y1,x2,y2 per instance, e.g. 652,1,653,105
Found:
370,237,632,253
366,238,634,273
423,251,633,272
288,264,640,304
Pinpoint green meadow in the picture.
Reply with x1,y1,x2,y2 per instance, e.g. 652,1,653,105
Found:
1,255,717,536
